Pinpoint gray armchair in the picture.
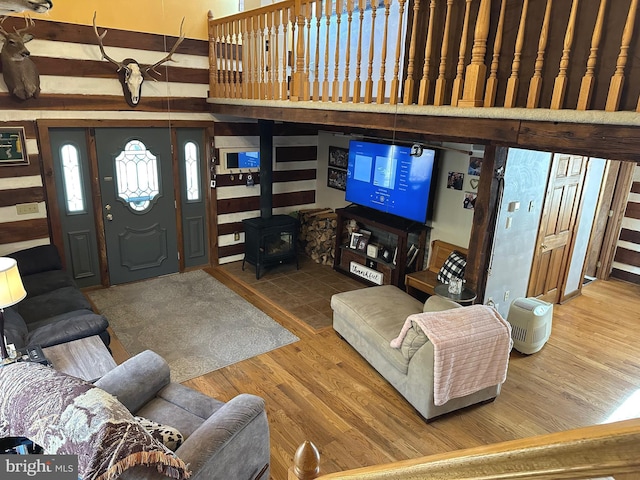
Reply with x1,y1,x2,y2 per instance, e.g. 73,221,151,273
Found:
94,350,270,480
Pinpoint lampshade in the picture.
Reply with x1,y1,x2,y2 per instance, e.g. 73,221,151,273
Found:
0,257,26,309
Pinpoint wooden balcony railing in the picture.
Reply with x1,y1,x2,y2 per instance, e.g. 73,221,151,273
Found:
208,0,640,114
288,418,640,479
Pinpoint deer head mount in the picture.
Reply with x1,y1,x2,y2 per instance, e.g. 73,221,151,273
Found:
0,16,40,100
92,12,185,108
0,0,51,14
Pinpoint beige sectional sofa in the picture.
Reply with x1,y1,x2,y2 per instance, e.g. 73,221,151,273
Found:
331,285,501,421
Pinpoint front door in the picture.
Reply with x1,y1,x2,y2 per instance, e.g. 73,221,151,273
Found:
95,128,179,285
528,153,587,303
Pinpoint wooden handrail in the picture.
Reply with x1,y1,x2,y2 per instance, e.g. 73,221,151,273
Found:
289,418,640,479
209,0,640,113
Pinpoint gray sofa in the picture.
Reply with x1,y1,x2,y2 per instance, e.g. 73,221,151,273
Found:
331,285,501,421
4,244,109,349
95,350,270,480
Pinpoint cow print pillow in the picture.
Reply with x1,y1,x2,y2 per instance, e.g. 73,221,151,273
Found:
135,416,184,451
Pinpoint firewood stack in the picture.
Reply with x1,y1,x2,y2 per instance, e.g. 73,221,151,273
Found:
298,208,337,265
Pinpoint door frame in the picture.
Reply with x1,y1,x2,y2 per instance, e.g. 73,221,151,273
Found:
38,119,215,286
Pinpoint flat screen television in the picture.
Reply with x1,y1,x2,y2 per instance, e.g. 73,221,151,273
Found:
345,140,438,223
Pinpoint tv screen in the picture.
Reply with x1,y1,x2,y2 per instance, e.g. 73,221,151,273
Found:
345,140,437,223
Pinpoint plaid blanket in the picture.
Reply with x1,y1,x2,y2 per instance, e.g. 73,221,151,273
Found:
0,362,190,480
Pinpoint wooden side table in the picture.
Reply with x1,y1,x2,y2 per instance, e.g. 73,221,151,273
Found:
43,335,117,382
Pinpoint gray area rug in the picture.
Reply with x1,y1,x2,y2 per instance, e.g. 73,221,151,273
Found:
87,270,299,383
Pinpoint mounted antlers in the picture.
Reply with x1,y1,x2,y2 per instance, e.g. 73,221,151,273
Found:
0,0,52,15
0,16,40,100
92,12,185,107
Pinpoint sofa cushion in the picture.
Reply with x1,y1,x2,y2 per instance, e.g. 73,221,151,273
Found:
21,270,75,298
423,295,463,313
8,244,62,276
136,416,184,451
15,286,92,324
25,309,109,348
331,285,423,374
399,296,463,360
2,307,28,348
436,251,466,284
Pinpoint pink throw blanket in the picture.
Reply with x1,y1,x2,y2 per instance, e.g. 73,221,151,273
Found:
390,305,512,406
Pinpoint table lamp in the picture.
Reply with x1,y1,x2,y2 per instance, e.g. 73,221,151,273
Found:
0,257,27,363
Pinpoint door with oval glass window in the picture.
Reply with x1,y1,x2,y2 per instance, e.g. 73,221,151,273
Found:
95,128,179,285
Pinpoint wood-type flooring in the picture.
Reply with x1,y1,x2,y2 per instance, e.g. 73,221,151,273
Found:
107,262,640,480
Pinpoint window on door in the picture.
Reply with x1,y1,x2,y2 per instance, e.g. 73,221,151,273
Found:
60,143,86,214
115,139,160,212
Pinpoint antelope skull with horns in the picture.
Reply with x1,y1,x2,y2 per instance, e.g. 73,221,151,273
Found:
0,0,52,14
92,12,185,107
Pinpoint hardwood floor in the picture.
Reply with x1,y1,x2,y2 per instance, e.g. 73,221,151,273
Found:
109,262,640,480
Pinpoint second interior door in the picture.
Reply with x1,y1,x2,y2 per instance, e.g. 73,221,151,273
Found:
95,128,179,285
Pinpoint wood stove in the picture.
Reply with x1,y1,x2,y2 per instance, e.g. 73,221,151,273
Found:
242,215,299,279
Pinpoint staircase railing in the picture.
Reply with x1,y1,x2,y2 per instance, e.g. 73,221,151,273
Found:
208,0,640,113
288,418,640,479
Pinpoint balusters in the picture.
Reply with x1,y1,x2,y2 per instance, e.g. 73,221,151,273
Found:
389,0,407,105
322,0,332,101
274,8,282,100
484,0,506,107
364,0,377,103
254,16,263,99
459,0,490,107
224,22,231,99
208,12,218,98
265,12,274,100
242,18,250,99
434,0,453,106
281,7,290,100
606,0,638,111
417,0,436,106
504,0,529,108
304,3,312,101
550,0,579,109
526,0,552,108
353,0,366,103
451,0,472,106
377,0,392,103
231,20,241,98
343,0,355,102
577,0,608,110
292,0,308,102
332,0,343,102
403,0,421,104
313,0,322,101
258,16,266,99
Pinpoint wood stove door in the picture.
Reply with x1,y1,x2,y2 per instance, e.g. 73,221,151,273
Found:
95,128,179,285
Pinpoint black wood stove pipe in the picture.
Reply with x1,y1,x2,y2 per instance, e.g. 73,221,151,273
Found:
259,120,274,220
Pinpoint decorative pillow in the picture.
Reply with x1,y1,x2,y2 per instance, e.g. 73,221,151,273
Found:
0,362,191,480
400,320,429,360
436,251,467,284
136,416,184,451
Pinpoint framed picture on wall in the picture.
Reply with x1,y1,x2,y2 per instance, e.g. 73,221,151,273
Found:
328,145,349,169
0,127,28,166
328,167,347,191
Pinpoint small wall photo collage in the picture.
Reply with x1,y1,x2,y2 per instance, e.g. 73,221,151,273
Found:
447,152,483,210
328,145,348,191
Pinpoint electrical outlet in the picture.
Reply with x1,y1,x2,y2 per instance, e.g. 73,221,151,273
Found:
16,203,39,215
486,297,495,307
504,290,510,302
234,231,240,241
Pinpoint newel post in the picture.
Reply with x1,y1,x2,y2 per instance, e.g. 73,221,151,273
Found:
458,0,490,107
288,441,321,480
290,0,308,101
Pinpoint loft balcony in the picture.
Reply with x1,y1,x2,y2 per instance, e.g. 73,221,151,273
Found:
207,0,640,159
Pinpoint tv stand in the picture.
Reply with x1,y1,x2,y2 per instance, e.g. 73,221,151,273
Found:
333,206,427,289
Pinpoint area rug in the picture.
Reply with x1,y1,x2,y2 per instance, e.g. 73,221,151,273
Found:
87,270,299,383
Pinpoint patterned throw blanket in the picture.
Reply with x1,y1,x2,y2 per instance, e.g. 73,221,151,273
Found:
391,305,512,406
0,362,190,480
